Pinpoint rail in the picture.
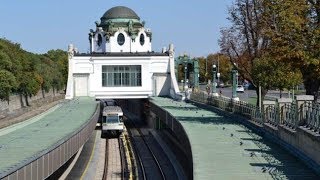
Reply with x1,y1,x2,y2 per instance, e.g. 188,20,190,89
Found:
126,117,165,180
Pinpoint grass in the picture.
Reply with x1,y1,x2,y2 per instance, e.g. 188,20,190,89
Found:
246,96,278,105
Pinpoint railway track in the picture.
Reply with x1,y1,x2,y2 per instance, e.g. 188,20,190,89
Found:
127,119,165,180
126,117,172,180
103,136,126,180
101,115,179,180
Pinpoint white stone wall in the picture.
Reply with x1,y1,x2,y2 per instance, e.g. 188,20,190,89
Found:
93,29,151,53
66,55,172,99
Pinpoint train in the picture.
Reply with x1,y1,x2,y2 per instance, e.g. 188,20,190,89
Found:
101,99,124,135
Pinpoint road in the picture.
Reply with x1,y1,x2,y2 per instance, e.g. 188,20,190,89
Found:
196,85,292,103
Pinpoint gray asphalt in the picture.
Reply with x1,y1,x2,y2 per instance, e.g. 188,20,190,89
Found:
196,84,292,102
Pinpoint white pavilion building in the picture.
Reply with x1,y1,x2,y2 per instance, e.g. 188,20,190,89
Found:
65,6,180,100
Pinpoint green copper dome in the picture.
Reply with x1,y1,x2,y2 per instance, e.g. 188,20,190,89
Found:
101,6,140,20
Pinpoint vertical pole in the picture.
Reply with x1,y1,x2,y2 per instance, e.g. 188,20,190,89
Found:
292,88,295,98
217,55,220,83
232,67,239,100
212,65,217,96
193,60,200,89
206,58,208,81
184,63,187,91
259,85,262,111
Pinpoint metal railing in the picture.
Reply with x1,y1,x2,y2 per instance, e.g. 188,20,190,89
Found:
191,91,263,124
302,101,320,133
264,105,278,126
282,103,297,129
190,91,320,134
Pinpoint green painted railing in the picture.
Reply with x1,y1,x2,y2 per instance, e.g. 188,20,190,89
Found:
303,101,320,133
190,91,263,124
191,91,320,134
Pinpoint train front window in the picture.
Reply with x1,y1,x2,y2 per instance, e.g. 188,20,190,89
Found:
106,115,119,123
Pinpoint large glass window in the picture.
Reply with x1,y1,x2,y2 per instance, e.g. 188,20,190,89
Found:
102,65,142,87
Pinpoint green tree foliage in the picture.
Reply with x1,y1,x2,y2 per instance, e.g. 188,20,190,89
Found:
196,57,207,83
220,0,320,105
196,54,232,84
252,57,302,92
206,53,232,84
262,0,320,97
0,38,68,104
220,0,269,106
0,70,17,102
45,49,68,86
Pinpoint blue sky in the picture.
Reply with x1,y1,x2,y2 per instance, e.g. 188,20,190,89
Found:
0,0,233,57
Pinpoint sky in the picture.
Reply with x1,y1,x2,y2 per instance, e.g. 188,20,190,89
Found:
0,0,234,57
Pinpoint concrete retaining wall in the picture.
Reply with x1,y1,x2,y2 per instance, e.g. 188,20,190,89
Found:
147,100,193,179
264,124,320,174
0,90,64,120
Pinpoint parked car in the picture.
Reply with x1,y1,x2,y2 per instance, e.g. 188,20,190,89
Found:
236,85,245,93
218,82,225,88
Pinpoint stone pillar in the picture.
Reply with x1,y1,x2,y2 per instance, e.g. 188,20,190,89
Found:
276,98,293,125
295,95,314,126
65,44,75,99
263,100,276,123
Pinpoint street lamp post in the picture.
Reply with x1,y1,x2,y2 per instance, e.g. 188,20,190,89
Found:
212,65,218,96
232,66,240,101
217,55,220,84
184,63,187,91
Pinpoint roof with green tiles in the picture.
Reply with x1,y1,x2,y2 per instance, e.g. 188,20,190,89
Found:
0,97,98,177
151,97,318,180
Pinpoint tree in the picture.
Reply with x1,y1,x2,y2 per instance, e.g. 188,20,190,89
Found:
196,57,207,83
0,70,17,102
262,0,320,98
45,49,68,88
220,0,269,105
252,56,302,97
206,53,232,84
0,38,68,105
36,56,54,97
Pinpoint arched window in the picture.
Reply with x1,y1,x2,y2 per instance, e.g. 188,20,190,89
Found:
97,34,102,46
117,33,125,46
139,34,145,46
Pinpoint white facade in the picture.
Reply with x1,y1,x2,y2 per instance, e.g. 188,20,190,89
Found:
65,45,180,100
65,6,180,100
92,28,151,53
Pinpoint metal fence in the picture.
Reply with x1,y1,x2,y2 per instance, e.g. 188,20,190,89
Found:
282,102,297,129
264,105,278,126
190,91,263,124
302,101,320,133
190,91,320,134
